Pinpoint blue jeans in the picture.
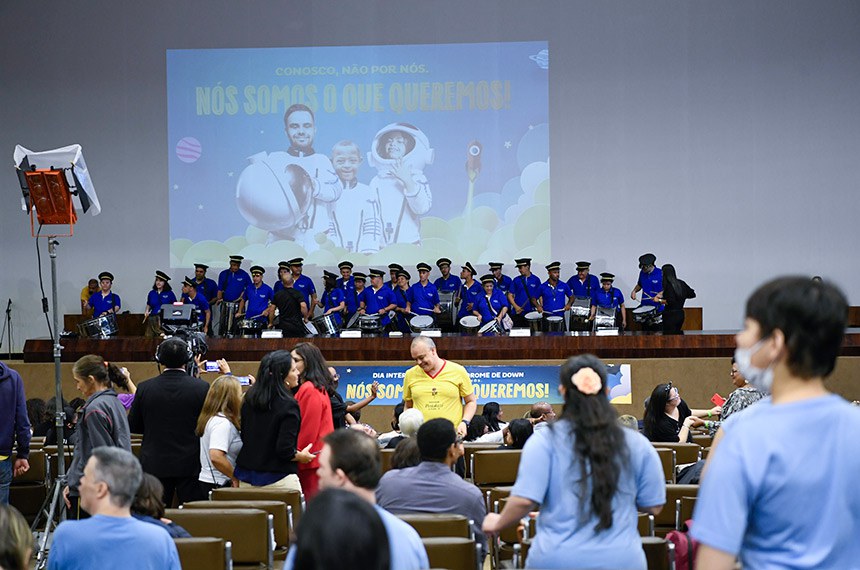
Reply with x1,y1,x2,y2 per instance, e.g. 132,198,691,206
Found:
0,456,12,505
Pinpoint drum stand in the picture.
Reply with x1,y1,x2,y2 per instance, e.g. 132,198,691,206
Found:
32,238,69,569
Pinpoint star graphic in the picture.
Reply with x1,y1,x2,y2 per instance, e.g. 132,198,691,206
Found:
260,130,265,134
198,204,204,210
504,141,512,149
172,184,179,190
227,172,234,177
528,125,534,130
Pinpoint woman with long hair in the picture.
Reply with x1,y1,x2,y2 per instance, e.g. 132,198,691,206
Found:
501,418,534,450
144,271,177,338
233,350,314,491
0,504,32,570
655,264,695,334
196,375,243,494
642,382,720,443
290,343,334,498
62,355,132,519
481,401,507,432
483,354,665,569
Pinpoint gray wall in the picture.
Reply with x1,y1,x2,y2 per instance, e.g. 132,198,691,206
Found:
2,1,859,351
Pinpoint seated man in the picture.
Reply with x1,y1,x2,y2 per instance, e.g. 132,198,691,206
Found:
286,429,429,570
376,418,486,557
48,446,180,570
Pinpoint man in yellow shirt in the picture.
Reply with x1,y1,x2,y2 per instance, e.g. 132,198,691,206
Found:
80,279,98,317
403,336,477,437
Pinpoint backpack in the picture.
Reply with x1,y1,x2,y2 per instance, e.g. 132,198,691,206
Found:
665,519,699,570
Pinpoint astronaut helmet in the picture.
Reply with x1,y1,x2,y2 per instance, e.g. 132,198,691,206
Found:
367,122,434,172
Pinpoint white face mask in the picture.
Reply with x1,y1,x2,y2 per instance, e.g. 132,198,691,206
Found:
734,338,774,394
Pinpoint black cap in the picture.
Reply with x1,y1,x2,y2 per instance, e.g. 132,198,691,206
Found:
369,268,386,278
155,270,171,282
480,274,495,285
600,272,615,282
182,276,196,288
229,255,244,263
416,262,432,272
397,269,411,280
323,270,338,280
388,263,403,272
288,257,304,266
515,258,532,267
353,272,367,282
436,258,452,268
193,263,209,271
338,260,354,270
576,261,591,270
250,265,265,275
277,260,290,270
98,271,114,282
488,262,504,270
545,261,561,272
461,262,477,276
638,253,656,268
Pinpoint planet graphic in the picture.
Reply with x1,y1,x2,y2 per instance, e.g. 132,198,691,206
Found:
175,137,202,163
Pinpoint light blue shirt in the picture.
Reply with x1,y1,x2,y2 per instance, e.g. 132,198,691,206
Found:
285,503,429,569
48,514,180,570
511,419,665,569
692,394,860,569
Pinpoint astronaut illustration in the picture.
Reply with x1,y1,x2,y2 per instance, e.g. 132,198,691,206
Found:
367,122,433,245
236,104,339,251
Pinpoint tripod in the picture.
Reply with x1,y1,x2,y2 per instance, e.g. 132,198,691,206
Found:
31,238,68,569
0,298,11,360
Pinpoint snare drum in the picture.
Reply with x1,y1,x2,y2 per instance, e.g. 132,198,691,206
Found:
570,296,591,318
304,321,319,335
632,305,657,324
219,301,240,337
237,318,264,338
525,311,543,334
459,315,481,335
77,313,118,338
312,314,342,336
359,314,383,332
478,319,504,336
544,315,565,332
593,307,617,330
437,291,457,330
409,315,435,333
346,312,361,329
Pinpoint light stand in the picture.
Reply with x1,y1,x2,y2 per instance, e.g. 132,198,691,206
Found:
0,299,11,360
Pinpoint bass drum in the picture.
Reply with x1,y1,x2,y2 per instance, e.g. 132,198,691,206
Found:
437,291,457,332
219,301,240,338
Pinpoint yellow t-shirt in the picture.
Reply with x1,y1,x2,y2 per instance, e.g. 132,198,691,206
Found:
81,286,94,316
403,360,473,426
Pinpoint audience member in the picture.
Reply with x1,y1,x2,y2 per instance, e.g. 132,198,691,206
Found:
327,366,348,428
44,399,76,446
384,408,423,449
291,488,390,570
500,418,533,449
26,398,46,435
529,401,556,432
114,367,137,411
617,414,640,430
63,356,131,519
286,429,428,569
196,375,243,494
0,503,31,570
464,415,490,441
376,418,487,556
344,376,379,424
390,437,421,470
377,401,406,447
291,343,335,498
129,338,210,506
483,354,665,569
48,447,180,570
642,382,720,443
693,277,860,569
131,473,191,538
705,357,765,436
481,401,507,432
233,351,314,491
0,361,30,505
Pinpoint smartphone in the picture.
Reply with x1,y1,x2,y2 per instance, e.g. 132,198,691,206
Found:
236,375,252,386
711,393,726,407
204,361,220,373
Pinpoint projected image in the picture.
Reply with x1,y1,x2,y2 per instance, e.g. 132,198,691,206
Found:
167,41,549,269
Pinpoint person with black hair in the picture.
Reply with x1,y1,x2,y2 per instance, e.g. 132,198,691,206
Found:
500,419,533,450
26,398,47,436
233,350,314,491
654,264,695,334
376,418,487,557
290,343,335,499
144,271,177,338
642,382,720,443
390,437,421,470
284,429,428,569
62,355,132,519
377,400,406,447
292,488,390,570
693,277,860,569
128,338,210,506
131,473,190,538
464,415,490,442
483,354,665,569
481,401,507,432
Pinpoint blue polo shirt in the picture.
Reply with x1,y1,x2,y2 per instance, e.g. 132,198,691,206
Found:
457,281,483,319
592,287,625,310
243,283,273,320
336,276,358,313
293,274,316,307
218,268,251,302
409,282,441,315
195,278,219,303
638,267,664,311
567,273,600,299
493,274,514,294
88,292,121,317
181,292,210,323
475,290,510,324
146,290,177,317
320,288,346,325
509,274,542,313
434,274,461,294
359,286,396,326
539,281,572,315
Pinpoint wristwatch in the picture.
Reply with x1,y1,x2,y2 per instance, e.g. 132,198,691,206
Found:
460,419,470,426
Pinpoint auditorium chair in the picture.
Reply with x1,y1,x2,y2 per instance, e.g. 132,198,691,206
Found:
165,507,274,569
650,442,701,465
8,448,47,524
653,447,676,483
131,441,142,458
675,496,697,531
638,512,656,537
174,537,233,570
182,500,289,558
641,536,676,570
485,485,513,513
396,513,471,538
30,436,45,448
421,537,481,570
653,485,699,536
471,449,521,492
380,448,394,472
463,443,498,479
211,487,305,532
691,434,713,448
492,496,536,570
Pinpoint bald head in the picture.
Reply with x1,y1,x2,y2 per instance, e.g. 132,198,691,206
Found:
530,402,555,423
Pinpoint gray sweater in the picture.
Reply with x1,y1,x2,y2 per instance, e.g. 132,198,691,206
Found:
67,389,131,494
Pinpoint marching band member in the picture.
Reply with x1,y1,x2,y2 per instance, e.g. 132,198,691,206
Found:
289,258,317,313
457,262,482,320
181,276,211,334
144,271,176,338
393,269,413,334
409,263,441,318
87,272,121,317
272,261,291,294
336,261,359,323
319,270,346,327
631,253,663,331
507,258,541,328
217,255,250,305
488,262,513,294
538,262,573,323
433,258,461,294
358,269,397,330
591,273,627,330
239,266,273,322
474,274,510,326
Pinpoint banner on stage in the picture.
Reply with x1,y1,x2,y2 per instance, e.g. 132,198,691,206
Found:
166,41,549,269
336,363,633,406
